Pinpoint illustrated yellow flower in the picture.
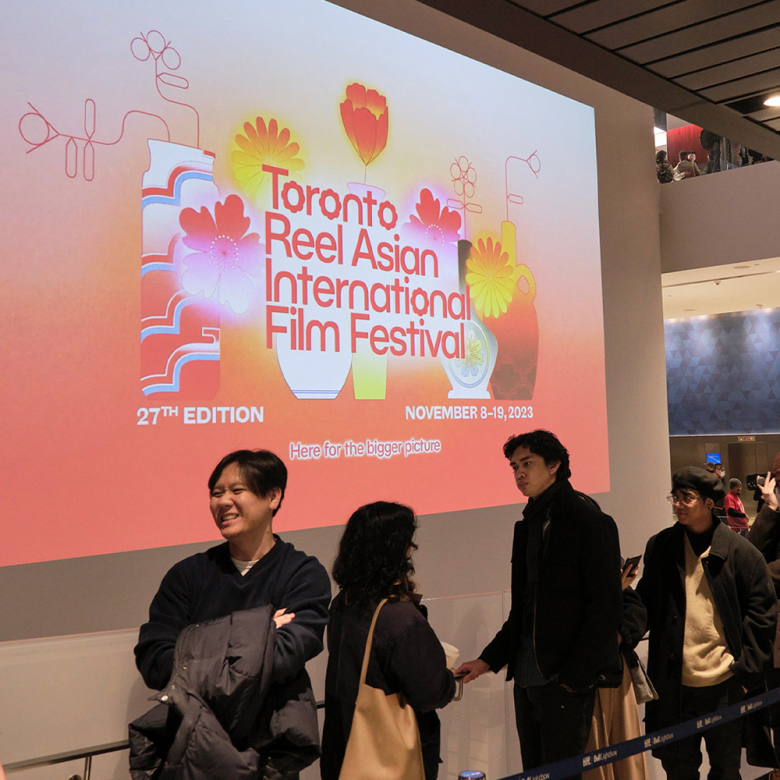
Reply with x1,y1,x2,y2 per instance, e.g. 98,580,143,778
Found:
458,332,484,377
231,117,304,200
465,237,519,318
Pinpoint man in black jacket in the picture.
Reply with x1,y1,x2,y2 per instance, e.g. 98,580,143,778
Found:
748,452,780,766
456,430,622,779
134,449,331,778
637,467,776,780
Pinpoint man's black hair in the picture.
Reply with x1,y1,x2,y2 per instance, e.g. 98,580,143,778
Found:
208,449,287,516
502,430,571,481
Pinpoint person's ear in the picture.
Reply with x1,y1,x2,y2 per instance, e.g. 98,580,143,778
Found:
268,487,282,510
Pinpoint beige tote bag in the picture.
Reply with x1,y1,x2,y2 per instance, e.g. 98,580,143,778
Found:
338,598,426,780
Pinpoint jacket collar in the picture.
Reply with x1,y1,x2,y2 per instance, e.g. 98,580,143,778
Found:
522,478,573,522
671,513,730,561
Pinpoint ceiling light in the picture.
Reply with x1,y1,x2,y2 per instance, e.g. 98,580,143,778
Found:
763,95,780,106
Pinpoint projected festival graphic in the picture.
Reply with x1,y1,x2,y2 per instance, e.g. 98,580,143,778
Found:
5,0,608,564
137,71,541,406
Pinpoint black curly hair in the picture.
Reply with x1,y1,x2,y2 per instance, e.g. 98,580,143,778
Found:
332,501,418,613
502,429,571,481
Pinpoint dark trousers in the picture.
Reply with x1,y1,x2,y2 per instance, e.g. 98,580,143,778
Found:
766,665,780,767
514,681,596,780
660,679,744,780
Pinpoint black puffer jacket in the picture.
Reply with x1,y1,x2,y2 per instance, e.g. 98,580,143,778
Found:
129,605,320,780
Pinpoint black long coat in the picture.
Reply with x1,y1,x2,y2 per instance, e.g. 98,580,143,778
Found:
636,519,776,737
479,479,623,692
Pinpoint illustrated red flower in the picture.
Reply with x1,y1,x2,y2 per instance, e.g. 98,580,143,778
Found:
406,188,462,246
340,83,388,167
179,194,261,314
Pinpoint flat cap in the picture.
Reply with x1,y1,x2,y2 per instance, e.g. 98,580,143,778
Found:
672,467,725,503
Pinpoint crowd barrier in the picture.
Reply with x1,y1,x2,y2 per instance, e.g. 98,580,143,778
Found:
483,686,780,780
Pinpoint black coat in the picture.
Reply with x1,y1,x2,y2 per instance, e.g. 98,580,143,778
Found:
321,595,455,780
479,479,623,692
636,520,777,734
597,586,647,688
748,503,780,665
129,605,320,780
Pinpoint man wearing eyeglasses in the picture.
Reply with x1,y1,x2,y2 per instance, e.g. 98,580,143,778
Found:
636,467,776,780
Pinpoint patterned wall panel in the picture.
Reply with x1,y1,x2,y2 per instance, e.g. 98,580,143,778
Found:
666,310,780,435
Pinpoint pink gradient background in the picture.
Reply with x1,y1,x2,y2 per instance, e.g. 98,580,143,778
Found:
1,0,608,566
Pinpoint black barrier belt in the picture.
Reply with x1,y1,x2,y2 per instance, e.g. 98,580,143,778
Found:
495,686,780,780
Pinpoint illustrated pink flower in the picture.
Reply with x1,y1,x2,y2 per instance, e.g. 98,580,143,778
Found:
180,194,261,314
406,188,462,246
340,83,388,167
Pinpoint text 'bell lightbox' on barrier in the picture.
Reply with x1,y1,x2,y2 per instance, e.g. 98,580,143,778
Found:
3,0,608,566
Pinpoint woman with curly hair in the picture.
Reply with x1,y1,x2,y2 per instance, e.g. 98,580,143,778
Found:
656,149,674,183
321,501,456,780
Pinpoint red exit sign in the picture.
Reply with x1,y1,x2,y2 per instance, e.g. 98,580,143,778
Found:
737,435,756,442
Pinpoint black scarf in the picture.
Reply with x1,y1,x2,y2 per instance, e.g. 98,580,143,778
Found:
522,479,568,626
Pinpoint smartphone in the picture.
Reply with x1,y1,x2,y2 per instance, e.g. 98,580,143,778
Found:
621,555,642,575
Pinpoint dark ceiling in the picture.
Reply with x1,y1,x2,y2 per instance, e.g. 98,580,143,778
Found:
417,0,780,159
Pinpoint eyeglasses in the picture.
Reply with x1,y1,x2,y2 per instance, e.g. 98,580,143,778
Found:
667,493,701,506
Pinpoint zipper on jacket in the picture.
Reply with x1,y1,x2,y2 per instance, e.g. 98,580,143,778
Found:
159,622,199,702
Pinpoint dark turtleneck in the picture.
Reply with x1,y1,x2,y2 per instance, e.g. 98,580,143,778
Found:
685,513,717,557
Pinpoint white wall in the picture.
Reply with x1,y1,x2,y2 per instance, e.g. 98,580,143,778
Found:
0,0,672,776
660,160,780,274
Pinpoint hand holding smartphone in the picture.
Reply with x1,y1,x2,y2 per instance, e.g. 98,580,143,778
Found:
622,555,641,575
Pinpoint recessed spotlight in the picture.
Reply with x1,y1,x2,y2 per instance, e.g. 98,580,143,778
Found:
764,95,780,106
733,264,751,269
683,308,696,312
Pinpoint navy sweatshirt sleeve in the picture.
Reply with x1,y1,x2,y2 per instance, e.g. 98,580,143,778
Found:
270,551,332,685
134,540,332,690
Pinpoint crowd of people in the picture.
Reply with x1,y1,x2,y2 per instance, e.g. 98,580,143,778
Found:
656,128,773,184
125,436,780,780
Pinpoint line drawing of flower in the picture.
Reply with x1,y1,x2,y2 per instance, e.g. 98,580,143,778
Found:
405,188,462,246
447,155,482,238
465,237,519,319
456,331,484,377
340,83,388,175
231,117,304,200
179,194,261,314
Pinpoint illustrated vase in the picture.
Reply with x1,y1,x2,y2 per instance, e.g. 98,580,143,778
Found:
488,221,539,400
140,141,221,398
276,331,353,399
440,239,497,399
347,182,388,400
